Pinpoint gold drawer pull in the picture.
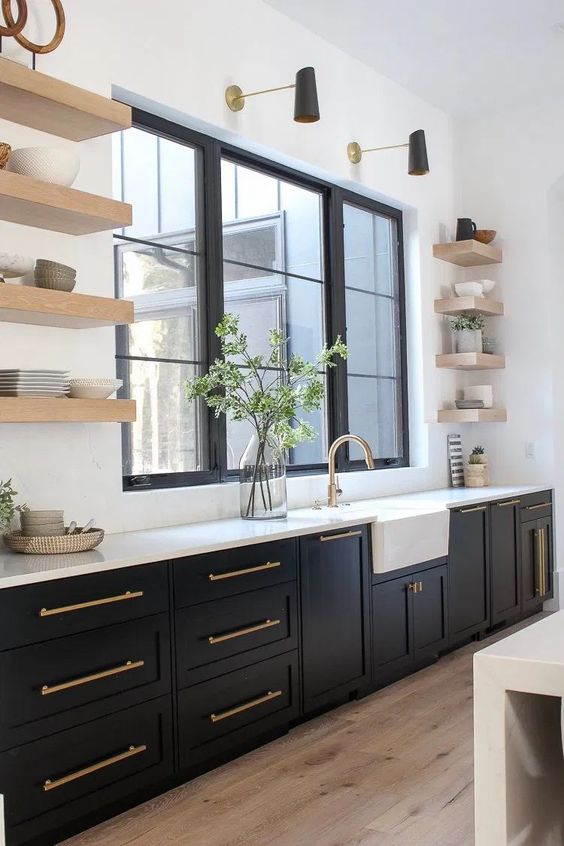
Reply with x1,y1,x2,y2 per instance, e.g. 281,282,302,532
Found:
408,581,423,593
497,499,520,507
208,561,281,582
208,619,281,645
210,689,282,723
459,506,487,513
42,744,147,792
535,530,543,596
40,660,145,696
39,590,144,618
320,530,362,542
525,502,551,511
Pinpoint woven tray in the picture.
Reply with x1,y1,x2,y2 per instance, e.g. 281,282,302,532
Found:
3,529,104,555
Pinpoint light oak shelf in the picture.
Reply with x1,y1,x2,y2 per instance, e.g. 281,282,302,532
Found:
434,296,504,317
0,170,132,235
436,353,505,370
438,408,507,423
0,398,136,424
0,285,134,328
0,56,131,141
433,240,502,267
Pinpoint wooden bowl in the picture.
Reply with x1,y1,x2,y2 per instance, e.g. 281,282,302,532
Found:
474,229,496,244
0,143,11,170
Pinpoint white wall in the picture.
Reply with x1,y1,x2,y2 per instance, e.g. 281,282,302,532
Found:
0,0,459,533
457,100,563,595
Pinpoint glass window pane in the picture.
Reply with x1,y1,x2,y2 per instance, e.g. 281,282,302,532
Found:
118,243,197,298
279,181,323,280
223,218,280,269
121,127,158,238
128,313,199,362
120,360,208,475
345,290,399,378
344,203,396,295
159,138,196,234
234,164,279,218
348,376,402,460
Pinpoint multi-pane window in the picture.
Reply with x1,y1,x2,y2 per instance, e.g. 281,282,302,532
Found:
114,112,408,489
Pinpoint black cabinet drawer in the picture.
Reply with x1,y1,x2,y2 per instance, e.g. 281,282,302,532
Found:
0,562,169,650
178,651,299,770
0,613,171,750
174,539,297,607
176,582,298,687
520,490,552,521
0,696,173,846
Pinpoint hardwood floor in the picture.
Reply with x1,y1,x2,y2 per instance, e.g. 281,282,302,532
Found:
61,615,545,846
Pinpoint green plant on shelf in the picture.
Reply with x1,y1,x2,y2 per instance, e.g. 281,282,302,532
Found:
449,314,486,332
468,445,487,465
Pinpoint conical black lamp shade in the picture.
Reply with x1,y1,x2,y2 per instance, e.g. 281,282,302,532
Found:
294,67,320,123
408,129,429,175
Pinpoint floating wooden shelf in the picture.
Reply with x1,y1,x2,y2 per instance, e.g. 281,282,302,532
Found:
434,296,504,317
0,56,131,141
438,408,507,423
433,240,502,267
436,353,505,370
0,398,136,424
0,170,132,235
0,285,134,328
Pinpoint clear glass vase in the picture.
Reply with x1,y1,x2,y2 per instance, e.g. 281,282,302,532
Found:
239,432,287,520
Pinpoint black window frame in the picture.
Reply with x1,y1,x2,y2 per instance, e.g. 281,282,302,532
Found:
116,107,409,491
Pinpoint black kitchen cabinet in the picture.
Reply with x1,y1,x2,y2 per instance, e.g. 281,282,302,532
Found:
299,526,371,714
521,515,553,616
372,562,447,688
490,498,521,627
448,504,490,644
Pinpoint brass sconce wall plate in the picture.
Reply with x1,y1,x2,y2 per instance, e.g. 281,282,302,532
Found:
225,84,245,112
347,142,362,164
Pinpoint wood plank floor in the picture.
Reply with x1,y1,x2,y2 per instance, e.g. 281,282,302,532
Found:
62,615,545,846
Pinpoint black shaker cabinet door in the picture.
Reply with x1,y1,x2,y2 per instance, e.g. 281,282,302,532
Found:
372,574,412,688
448,505,490,644
490,498,521,627
412,564,448,665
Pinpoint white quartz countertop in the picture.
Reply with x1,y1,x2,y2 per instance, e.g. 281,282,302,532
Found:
0,484,549,590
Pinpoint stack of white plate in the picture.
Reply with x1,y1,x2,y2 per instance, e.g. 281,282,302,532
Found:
0,370,70,397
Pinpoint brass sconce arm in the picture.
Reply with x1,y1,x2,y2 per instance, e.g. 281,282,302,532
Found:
226,83,295,112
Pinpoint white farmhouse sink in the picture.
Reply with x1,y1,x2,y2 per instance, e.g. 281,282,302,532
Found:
371,508,449,574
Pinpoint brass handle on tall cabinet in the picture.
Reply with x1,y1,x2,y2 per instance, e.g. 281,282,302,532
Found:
42,744,147,792
320,530,362,542
39,590,144,617
208,561,281,581
525,502,551,511
459,506,487,514
40,660,145,696
540,527,547,597
208,619,280,645
535,530,543,596
210,689,282,723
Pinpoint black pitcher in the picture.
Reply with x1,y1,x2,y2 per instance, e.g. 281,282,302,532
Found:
456,218,477,240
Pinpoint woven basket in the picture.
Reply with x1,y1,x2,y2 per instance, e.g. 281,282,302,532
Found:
3,529,104,555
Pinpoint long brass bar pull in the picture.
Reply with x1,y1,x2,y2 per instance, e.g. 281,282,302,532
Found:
459,506,487,513
208,619,280,645
39,590,144,618
42,744,147,792
535,530,543,596
541,527,547,597
525,502,551,511
208,561,281,582
497,499,521,507
320,530,362,542
40,660,145,696
210,690,282,723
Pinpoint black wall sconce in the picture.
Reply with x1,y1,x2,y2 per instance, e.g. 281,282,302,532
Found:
347,129,429,175
225,67,320,123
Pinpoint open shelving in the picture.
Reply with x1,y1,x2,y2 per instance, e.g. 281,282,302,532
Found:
435,353,505,371
433,240,502,267
437,408,507,423
0,285,134,329
434,296,504,317
0,56,131,141
0,398,136,424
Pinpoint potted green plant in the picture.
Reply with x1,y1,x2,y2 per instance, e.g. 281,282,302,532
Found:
185,314,347,520
449,314,485,354
464,445,489,487
0,478,27,533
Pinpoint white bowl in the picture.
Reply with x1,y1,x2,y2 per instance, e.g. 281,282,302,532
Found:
454,281,484,297
7,147,80,187
69,379,123,400
0,251,34,278
475,279,496,294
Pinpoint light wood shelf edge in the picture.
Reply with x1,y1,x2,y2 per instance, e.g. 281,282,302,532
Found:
437,408,507,423
434,297,504,316
0,398,136,423
0,286,134,328
435,353,505,370
433,240,502,267
0,56,131,141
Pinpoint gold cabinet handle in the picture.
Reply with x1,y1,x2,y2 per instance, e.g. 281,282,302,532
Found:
459,506,487,513
42,744,147,792
535,530,543,596
208,561,281,582
210,689,282,723
497,499,521,507
208,619,281,645
540,527,547,597
525,502,551,511
40,660,145,696
320,530,362,542
417,581,423,593
409,581,423,594
39,590,144,618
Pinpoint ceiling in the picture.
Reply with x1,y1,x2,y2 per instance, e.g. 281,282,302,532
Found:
264,0,564,118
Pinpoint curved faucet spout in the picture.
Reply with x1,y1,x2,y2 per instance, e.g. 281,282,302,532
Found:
327,434,374,507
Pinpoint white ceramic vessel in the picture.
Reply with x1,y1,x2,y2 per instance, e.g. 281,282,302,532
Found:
0,251,34,280
69,379,123,400
454,281,484,297
7,146,80,187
